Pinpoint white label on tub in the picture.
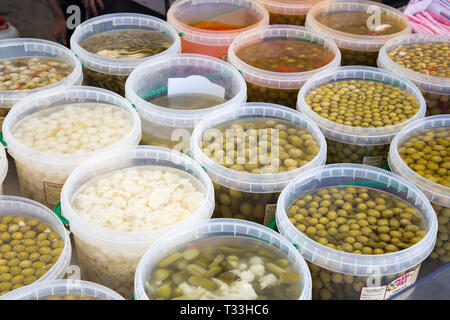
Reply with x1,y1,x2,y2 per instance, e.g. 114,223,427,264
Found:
359,265,421,300
363,155,383,167
43,181,64,207
167,75,225,99
263,204,277,226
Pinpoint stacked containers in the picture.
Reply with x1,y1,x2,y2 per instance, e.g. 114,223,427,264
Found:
297,66,426,167
276,164,438,300
2,86,141,209
125,53,247,152
258,0,323,26
0,38,82,129
70,13,181,96
190,102,327,226
167,0,269,60
1,280,124,300
305,0,411,67
60,146,215,298
134,219,312,300
0,196,71,296
227,25,341,109
389,115,450,264
0,144,6,195
378,34,449,116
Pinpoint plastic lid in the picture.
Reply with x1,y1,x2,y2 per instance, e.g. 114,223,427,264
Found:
190,102,327,193
70,13,181,75
0,280,125,300
389,115,450,208
125,53,247,128
0,38,82,109
297,66,426,146
227,25,341,90
2,85,142,169
134,218,312,300
258,0,322,15
60,146,214,245
305,0,411,51
276,164,438,276
0,196,72,287
167,0,269,46
377,34,450,95
0,143,7,186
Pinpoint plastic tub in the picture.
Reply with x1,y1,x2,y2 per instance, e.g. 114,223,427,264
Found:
60,146,215,298
0,38,83,130
2,85,141,209
305,0,411,67
0,196,71,297
167,0,269,60
125,53,247,153
378,34,449,116
0,144,7,195
191,102,326,226
297,66,426,167
227,25,341,109
389,115,450,264
70,13,181,96
0,280,124,300
258,0,323,26
276,164,438,300
134,218,312,300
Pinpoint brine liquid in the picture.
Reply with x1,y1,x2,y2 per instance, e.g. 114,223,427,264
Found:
149,93,227,110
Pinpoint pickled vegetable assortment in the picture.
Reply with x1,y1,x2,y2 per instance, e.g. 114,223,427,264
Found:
189,21,246,31
269,12,306,26
201,118,320,224
398,127,450,188
326,140,389,166
0,216,63,296
149,93,227,110
46,295,96,300
0,57,73,90
430,203,450,263
287,186,426,254
145,236,302,300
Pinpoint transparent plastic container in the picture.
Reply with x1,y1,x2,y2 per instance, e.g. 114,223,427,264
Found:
0,38,83,130
258,0,323,26
0,196,72,296
297,66,426,167
276,164,438,300
125,53,247,153
134,218,312,300
378,34,449,116
167,0,269,60
305,0,411,67
2,85,141,209
0,280,124,300
389,115,450,264
0,144,7,195
227,25,341,109
70,13,181,96
60,146,215,298
190,102,327,226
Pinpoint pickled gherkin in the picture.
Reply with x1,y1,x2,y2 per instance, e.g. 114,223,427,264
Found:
145,236,302,300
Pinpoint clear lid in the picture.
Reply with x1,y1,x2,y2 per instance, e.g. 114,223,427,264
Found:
167,0,269,46
190,102,327,193
258,0,323,15
297,66,426,146
2,85,141,169
0,143,7,186
70,13,181,75
377,34,450,95
125,53,247,128
0,196,72,286
0,38,82,109
134,218,312,300
0,280,125,300
276,164,438,276
227,25,341,90
60,146,214,246
388,115,450,208
305,0,411,51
